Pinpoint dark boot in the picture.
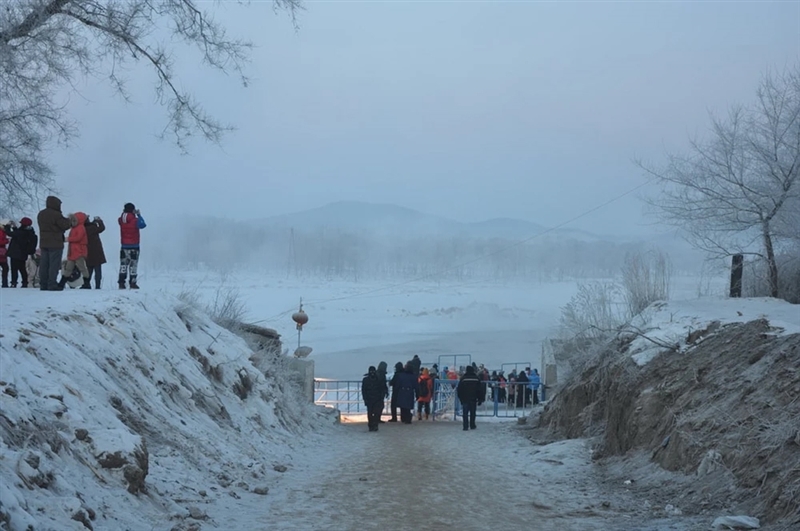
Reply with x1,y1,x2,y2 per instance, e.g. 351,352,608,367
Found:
118,273,126,289
129,278,139,289
57,276,67,290
80,278,91,289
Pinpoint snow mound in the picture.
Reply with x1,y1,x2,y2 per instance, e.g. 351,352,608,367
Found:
0,290,326,530
626,297,800,366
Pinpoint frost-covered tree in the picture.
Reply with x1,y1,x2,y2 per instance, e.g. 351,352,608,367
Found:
0,0,300,210
641,67,800,298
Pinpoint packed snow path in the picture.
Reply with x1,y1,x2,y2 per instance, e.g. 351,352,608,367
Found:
259,419,695,531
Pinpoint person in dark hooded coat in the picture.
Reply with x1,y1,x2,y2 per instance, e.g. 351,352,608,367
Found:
361,366,384,432
376,361,389,423
409,354,422,376
388,362,404,422
395,363,419,424
6,218,37,288
457,365,484,431
84,215,106,289
516,369,530,408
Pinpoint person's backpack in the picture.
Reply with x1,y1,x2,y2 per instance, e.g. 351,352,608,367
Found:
417,379,430,398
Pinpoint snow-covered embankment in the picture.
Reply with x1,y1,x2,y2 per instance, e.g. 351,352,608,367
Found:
0,291,328,530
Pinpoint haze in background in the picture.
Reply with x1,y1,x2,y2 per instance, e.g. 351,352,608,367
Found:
48,2,797,238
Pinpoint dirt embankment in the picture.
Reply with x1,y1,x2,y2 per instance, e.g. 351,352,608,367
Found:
540,319,800,528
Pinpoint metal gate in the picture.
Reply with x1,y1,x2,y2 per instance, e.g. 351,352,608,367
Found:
314,378,543,419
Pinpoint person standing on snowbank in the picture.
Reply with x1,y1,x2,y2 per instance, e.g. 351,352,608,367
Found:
0,221,9,287
37,196,72,291
118,203,146,289
6,218,38,287
85,215,106,289
361,366,385,432
58,212,91,290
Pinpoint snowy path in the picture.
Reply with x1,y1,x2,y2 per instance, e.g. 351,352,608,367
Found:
256,419,693,531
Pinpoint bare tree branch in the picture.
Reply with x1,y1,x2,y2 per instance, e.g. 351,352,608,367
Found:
0,0,302,212
637,65,800,298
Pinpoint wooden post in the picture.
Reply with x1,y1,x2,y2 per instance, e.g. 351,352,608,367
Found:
729,254,743,298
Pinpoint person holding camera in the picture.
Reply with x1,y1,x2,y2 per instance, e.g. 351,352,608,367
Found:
118,203,146,289
85,215,106,289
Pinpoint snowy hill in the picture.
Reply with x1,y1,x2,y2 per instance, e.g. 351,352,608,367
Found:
625,297,800,366
542,296,800,527
0,291,330,530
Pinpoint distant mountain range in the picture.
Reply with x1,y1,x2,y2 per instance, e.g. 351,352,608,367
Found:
257,201,610,242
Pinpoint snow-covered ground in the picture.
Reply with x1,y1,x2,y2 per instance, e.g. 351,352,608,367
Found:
0,288,330,530
144,270,729,380
626,297,800,366
3,270,754,530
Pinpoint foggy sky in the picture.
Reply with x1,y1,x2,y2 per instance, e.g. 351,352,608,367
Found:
50,1,798,236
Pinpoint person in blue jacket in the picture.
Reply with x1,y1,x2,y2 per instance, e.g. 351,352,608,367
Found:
529,368,541,405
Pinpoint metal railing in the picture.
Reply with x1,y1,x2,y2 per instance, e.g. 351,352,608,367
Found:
314,378,545,419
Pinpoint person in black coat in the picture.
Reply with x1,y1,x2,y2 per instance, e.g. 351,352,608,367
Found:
395,364,419,424
6,218,38,288
84,216,106,289
376,361,389,423
457,365,484,431
409,355,422,376
516,369,530,408
388,362,404,422
361,366,385,432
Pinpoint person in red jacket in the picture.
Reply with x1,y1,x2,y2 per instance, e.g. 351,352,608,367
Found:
118,202,146,289
416,368,434,420
57,212,91,290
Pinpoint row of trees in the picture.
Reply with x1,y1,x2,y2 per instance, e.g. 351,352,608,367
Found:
144,219,701,281
642,67,800,301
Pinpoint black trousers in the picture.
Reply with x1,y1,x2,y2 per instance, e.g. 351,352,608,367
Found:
390,394,398,420
39,248,63,290
0,261,7,287
462,401,477,429
400,408,413,424
10,258,28,286
416,401,430,416
87,264,103,288
366,401,383,430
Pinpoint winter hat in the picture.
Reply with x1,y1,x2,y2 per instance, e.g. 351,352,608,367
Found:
124,202,136,213
20,217,33,227
368,366,377,373
466,365,475,374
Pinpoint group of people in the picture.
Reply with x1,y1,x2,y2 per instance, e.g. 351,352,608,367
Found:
0,197,146,290
360,355,496,432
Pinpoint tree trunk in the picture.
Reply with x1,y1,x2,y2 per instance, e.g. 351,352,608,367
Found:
729,254,743,298
762,224,779,298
